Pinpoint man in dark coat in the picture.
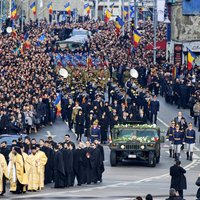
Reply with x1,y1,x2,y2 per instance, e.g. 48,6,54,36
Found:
63,143,74,187
90,143,101,184
83,141,93,184
73,141,84,186
170,160,187,198
149,95,160,124
94,140,104,182
36,98,47,126
0,110,10,134
53,145,65,188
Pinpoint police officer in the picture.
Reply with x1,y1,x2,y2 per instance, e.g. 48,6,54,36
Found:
166,121,176,158
173,124,183,161
185,123,196,161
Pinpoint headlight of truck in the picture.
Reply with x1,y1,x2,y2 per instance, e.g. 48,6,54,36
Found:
140,145,145,150
120,145,125,149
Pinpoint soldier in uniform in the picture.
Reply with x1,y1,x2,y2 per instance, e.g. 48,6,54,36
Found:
166,121,176,158
173,124,183,161
90,120,101,143
185,123,196,161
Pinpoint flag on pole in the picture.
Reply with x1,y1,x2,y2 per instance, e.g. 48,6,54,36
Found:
47,2,53,15
24,32,31,49
30,2,36,16
87,53,92,67
64,2,71,15
115,16,124,35
133,30,141,48
104,9,111,23
130,5,134,18
54,94,62,116
84,3,90,15
187,49,196,71
172,65,177,79
11,0,17,19
124,7,128,18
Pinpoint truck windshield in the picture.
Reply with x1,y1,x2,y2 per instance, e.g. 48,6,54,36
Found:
117,129,158,138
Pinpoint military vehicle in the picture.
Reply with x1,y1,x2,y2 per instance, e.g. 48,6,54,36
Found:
109,124,161,167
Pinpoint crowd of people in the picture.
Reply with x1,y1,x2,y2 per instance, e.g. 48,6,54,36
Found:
0,135,104,195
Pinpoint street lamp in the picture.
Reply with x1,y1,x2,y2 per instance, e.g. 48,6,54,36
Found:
153,0,157,65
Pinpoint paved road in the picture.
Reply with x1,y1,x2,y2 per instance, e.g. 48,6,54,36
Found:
4,97,200,199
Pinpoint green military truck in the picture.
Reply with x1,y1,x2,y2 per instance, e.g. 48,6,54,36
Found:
109,124,161,167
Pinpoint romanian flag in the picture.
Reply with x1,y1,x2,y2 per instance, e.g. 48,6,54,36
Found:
187,49,196,71
124,7,128,18
104,9,111,23
54,94,61,116
24,32,31,49
110,3,115,13
115,16,124,35
133,30,141,48
64,2,71,15
47,2,53,15
84,3,90,15
172,65,177,79
11,0,17,20
30,2,36,16
87,55,92,67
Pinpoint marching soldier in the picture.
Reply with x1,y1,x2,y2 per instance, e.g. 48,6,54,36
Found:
185,123,196,161
173,124,183,161
166,121,176,158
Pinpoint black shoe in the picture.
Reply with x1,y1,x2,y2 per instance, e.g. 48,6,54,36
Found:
77,183,81,186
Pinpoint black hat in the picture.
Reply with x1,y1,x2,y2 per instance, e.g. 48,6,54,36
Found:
31,145,37,150
14,146,22,155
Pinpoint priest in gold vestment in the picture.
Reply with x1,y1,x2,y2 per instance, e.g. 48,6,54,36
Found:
8,146,28,194
0,153,8,196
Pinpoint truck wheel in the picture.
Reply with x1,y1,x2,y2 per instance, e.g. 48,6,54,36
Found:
110,150,117,167
148,152,156,167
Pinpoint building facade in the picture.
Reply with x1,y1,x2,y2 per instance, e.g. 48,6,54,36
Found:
169,0,200,65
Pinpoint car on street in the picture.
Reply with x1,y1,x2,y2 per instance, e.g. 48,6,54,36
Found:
109,124,161,167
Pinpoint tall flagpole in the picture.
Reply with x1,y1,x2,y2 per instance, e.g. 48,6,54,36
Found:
95,0,98,20
9,0,11,18
122,0,124,36
128,0,130,32
103,0,105,21
21,0,23,32
153,0,157,65
134,0,137,29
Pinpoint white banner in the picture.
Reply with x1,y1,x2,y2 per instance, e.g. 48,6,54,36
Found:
157,0,165,22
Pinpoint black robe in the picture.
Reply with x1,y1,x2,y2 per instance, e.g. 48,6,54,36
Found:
83,147,93,184
91,148,101,183
63,149,74,187
73,148,84,185
40,146,54,184
96,144,105,181
53,151,65,188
